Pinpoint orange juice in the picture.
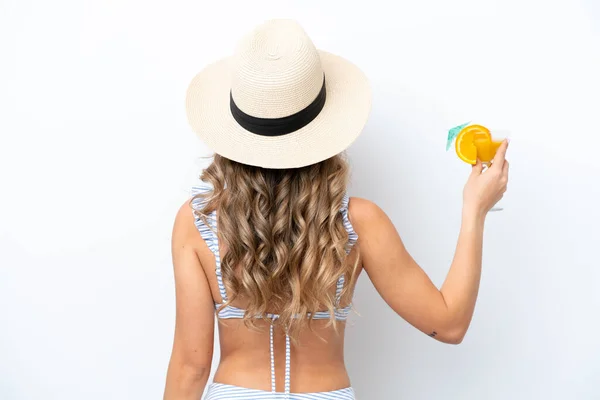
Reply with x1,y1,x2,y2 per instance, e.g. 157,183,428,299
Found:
474,138,503,162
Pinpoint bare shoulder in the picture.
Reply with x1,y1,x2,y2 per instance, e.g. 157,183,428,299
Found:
347,197,390,233
172,199,201,248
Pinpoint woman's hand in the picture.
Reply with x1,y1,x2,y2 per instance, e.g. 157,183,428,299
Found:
463,139,510,218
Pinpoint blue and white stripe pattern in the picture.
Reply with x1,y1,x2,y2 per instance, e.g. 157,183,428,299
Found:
340,194,358,255
192,185,358,400
205,383,356,399
191,184,227,302
214,298,352,320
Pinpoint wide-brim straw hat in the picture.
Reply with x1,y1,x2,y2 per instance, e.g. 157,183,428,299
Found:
185,19,371,169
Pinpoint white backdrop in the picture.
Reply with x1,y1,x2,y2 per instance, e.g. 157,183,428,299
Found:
1,0,599,399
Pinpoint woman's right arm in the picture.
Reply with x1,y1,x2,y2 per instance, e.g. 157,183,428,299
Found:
164,202,215,399
353,140,509,344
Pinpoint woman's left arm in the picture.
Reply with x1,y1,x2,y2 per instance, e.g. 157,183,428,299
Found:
164,202,215,400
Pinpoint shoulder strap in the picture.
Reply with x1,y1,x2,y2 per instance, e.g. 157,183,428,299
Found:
191,184,228,302
336,193,359,300
340,193,359,253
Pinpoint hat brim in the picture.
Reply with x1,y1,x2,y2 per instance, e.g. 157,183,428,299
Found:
185,50,371,169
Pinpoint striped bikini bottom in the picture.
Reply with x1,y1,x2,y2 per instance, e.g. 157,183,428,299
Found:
205,383,356,399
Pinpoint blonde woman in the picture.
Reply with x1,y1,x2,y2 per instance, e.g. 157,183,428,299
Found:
164,19,509,400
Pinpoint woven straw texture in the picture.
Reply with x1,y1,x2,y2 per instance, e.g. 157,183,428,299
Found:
186,19,371,169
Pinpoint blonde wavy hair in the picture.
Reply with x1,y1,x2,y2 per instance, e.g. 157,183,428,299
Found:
192,154,359,340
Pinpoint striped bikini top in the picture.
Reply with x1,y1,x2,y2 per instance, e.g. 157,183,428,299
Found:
191,184,358,397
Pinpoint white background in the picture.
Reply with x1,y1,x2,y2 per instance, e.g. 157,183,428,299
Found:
1,0,599,399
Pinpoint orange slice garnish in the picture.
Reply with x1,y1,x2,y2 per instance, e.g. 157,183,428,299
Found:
455,124,491,164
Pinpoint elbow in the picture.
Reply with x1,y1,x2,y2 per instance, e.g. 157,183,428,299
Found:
186,363,211,379
165,361,211,396
436,310,472,344
443,332,465,345
434,326,468,345
167,350,213,382
176,363,211,383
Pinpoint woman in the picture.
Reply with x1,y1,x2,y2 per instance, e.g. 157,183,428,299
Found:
164,19,509,400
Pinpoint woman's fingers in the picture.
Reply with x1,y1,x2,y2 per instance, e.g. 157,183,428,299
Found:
471,159,483,175
492,139,510,168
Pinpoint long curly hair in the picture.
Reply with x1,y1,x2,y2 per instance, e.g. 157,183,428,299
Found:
191,154,359,340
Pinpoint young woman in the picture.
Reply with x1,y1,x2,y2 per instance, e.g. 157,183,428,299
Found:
164,19,509,400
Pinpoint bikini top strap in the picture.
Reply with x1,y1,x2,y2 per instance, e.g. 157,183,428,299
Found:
191,184,227,302
336,193,359,300
341,193,358,253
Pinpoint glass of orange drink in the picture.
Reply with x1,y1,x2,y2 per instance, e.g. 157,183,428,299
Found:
454,124,508,211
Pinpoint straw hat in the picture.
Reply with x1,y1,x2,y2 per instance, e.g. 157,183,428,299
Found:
185,19,371,169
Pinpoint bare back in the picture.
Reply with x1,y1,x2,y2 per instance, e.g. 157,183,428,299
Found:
190,185,362,393
197,237,361,393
